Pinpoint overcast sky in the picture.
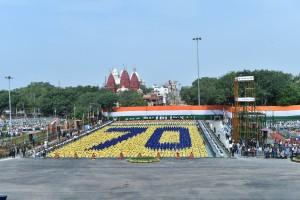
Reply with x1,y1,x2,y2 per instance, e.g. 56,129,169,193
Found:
0,0,300,90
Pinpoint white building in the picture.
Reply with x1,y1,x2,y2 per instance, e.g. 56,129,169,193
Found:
151,81,181,105
153,84,169,105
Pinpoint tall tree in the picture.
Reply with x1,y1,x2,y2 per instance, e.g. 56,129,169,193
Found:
118,91,147,107
180,70,300,106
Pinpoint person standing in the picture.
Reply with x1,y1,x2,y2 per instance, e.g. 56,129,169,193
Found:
22,146,26,158
16,146,20,157
233,142,238,156
229,142,233,157
12,147,15,158
293,146,298,157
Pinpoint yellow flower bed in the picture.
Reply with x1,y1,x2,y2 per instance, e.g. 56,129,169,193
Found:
49,121,208,158
159,131,180,143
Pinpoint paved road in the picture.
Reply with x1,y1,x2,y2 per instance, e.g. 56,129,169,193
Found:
0,158,299,200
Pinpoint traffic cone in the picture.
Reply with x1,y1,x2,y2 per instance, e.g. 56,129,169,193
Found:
189,152,194,159
74,152,78,159
156,152,161,159
119,152,124,160
54,152,60,159
176,152,180,159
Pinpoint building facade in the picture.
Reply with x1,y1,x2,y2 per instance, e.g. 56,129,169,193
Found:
106,68,142,93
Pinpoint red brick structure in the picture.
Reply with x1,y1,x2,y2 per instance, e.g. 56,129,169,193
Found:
120,70,130,89
106,73,116,92
105,68,142,93
130,72,140,91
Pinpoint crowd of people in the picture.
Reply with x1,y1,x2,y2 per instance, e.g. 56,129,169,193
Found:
49,120,208,158
0,145,34,158
214,119,300,160
263,143,300,159
0,117,53,137
112,120,197,126
228,139,261,157
268,120,300,129
3,117,300,161
227,138,300,160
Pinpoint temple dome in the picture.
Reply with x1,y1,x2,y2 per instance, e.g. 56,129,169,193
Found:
130,72,140,91
106,73,116,92
120,70,130,89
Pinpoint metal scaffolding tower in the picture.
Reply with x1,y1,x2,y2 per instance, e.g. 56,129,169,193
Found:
232,76,266,145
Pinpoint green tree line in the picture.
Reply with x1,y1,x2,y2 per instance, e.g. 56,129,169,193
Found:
180,70,300,106
0,82,146,118
1,69,299,119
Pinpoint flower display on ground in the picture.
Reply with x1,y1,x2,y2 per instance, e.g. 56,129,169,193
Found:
49,120,208,158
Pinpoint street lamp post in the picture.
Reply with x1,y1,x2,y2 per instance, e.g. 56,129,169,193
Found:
89,104,92,125
193,37,201,106
5,76,13,142
73,104,76,120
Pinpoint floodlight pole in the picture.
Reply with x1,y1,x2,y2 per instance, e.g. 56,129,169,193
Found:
5,76,13,142
193,37,201,106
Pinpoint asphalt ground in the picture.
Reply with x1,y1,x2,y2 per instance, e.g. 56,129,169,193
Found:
0,158,299,200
